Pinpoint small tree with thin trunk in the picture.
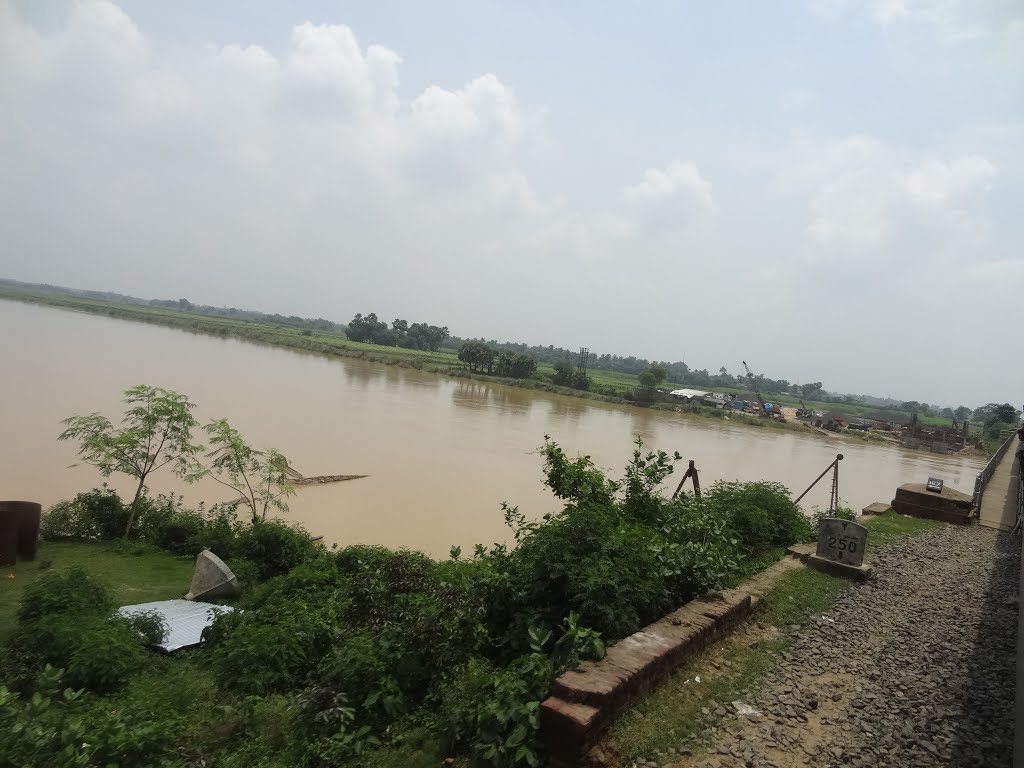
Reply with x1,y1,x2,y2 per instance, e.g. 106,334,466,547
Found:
204,418,295,523
58,385,204,537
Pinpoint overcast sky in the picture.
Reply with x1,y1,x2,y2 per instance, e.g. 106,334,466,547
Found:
1,0,1021,407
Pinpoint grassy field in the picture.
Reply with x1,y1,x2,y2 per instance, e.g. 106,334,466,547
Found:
0,541,193,641
605,511,940,764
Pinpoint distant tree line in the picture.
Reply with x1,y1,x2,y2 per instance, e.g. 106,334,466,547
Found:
147,297,341,332
457,340,538,379
347,313,449,351
3,280,1012,421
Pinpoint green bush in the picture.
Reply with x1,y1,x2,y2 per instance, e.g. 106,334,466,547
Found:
17,567,113,625
19,616,143,693
205,599,337,694
0,666,177,768
233,519,320,581
313,631,406,729
246,555,346,609
225,557,261,592
484,504,672,648
443,654,554,768
39,486,128,541
122,610,169,646
697,480,812,550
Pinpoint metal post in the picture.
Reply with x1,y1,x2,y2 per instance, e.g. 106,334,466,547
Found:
672,460,701,500
830,458,840,512
794,453,844,507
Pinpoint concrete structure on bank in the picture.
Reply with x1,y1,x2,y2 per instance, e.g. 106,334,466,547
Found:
184,549,241,601
891,483,974,524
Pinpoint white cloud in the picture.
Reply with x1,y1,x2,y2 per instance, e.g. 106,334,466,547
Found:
792,137,998,262
902,155,996,206
872,0,911,26
409,74,523,142
623,160,716,211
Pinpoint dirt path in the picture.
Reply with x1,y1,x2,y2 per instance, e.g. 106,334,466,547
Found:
663,525,1018,768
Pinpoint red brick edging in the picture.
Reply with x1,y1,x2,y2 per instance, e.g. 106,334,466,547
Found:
539,588,754,765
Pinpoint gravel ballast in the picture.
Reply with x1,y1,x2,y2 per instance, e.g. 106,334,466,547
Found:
666,524,1019,768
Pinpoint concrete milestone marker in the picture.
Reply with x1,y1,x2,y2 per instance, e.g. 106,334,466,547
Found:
185,549,241,601
808,518,873,581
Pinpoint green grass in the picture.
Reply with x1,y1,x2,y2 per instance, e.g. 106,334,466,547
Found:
606,512,943,764
861,510,942,553
0,540,193,640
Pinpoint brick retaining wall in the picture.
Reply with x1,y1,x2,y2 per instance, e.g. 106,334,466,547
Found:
540,588,754,765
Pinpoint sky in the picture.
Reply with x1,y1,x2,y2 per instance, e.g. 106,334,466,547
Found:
1,0,1021,407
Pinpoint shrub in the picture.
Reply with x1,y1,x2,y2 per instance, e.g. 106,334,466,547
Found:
18,615,143,693
483,504,672,650
122,610,169,646
0,666,176,768
246,555,345,610
39,486,128,541
313,631,407,729
443,654,554,768
233,519,320,580
17,567,113,625
205,599,337,694
336,547,486,699
699,480,812,549
225,557,261,591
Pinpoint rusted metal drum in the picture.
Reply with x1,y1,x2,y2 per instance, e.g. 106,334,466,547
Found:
0,506,17,567
0,501,42,561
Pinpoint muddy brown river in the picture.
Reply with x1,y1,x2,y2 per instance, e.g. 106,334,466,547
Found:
0,300,986,557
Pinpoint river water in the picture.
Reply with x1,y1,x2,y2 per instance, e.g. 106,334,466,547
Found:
0,300,986,557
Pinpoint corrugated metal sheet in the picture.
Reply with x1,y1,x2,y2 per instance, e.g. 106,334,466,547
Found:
117,599,234,652
669,389,710,399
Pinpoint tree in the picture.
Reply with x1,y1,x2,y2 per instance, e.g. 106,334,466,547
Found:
800,382,823,399
646,366,667,386
58,385,203,537
973,403,1019,425
346,312,391,344
552,361,591,390
637,371,658,391
494,352,537,379
953,406,972,422
458,340,495,373
204,419,295,523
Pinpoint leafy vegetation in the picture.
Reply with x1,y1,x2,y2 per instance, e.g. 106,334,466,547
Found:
58,385,204,537
6,432,822,767
347,312,449,351
204,418,296,523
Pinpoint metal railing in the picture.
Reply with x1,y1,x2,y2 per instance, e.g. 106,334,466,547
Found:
1015,454,1023,536
973,433,1017,512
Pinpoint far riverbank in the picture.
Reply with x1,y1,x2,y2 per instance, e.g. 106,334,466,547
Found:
0,285,947,453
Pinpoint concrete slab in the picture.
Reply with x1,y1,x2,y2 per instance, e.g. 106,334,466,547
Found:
892,483,973,524
862,502,892,516
806,553,874,582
